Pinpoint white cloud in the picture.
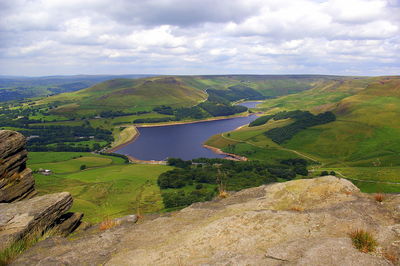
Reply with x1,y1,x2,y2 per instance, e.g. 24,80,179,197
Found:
325,0,387,23
0,0,399,76
126,26,186,48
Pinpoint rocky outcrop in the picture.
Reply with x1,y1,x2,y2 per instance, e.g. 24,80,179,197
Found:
52,212,84,237
12,176,400,265
0,130,35,202
0,192,73,251
0,130,83,255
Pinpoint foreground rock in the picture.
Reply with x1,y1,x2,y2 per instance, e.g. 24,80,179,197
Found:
13,176,400,265
53,212,84,237
0,130,35,202
0,192,73,251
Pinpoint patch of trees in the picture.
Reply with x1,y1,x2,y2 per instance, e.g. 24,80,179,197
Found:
320,170,336,176
23,125,112,145
265,111,336,144
166,158,192,168
18,125,112,151
249,114,274,127
153,105,174,115
161,188,216,209
249,110,308,127
159,158,309,208
28,143,91,152
174,106,207,120
98,110,150,118
198,102,247,117
173,102,247,120
280,158,309,176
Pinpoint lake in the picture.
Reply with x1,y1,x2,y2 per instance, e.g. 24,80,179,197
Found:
116,113,257,161
237,101,262,108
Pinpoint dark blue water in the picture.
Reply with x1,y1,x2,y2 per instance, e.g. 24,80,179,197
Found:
116,115,257,160
237,101,262,108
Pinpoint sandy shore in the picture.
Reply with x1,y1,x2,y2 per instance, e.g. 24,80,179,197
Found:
125,155,167,164
136,112,254,128
203,145,248,161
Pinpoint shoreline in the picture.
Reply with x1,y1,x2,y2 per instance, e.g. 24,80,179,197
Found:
107,126,140,153
203,145,248,161
233,99,265,105
136,112,254,128
125,155,167,165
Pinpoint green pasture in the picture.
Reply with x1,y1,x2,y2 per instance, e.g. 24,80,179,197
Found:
28,152,172,223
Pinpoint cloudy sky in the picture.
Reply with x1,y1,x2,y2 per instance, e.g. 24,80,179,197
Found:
0,0,399,76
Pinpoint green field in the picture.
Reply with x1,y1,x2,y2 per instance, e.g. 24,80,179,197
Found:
28,152,172,223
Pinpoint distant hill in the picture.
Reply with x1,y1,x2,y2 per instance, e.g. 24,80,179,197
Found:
42,76,208,117
37,75,341,117
0,74,153,102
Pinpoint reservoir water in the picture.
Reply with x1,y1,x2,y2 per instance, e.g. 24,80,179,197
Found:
237,101,262,108
116,102,260,160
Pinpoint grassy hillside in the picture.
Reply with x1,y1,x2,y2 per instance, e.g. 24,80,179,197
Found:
282,77,400,167
28,152,172,223
39,76,207,117
181,75,337,96
205,76,400,192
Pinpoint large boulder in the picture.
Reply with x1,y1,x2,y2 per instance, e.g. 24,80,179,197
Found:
0,130,35,202
0,192,73,251
12,176,400,265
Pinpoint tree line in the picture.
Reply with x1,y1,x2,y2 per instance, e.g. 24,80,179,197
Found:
265,111,336,144
249,109,336,144
159,157,309,209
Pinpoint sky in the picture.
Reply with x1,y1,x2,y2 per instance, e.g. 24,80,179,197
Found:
0,0,399,76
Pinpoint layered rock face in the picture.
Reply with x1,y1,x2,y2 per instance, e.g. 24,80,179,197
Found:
0,130,35,202
0,192,73,251
13,176,400,265
0,130,82,252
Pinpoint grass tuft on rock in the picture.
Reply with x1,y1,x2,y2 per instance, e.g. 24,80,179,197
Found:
98,219,120,231
349,229,377,253
0,228,52,266
374,193,385,202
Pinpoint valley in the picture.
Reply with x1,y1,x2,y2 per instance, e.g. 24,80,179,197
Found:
1,74,399,224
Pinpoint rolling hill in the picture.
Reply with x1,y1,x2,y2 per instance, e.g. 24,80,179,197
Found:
257,76,400,167
0,74,152,102
36,75,341,117
39,76,208,117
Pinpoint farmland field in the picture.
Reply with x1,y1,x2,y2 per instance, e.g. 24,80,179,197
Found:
28,152,172,223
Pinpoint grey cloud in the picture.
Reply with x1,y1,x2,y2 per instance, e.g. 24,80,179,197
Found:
107,0,261,27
